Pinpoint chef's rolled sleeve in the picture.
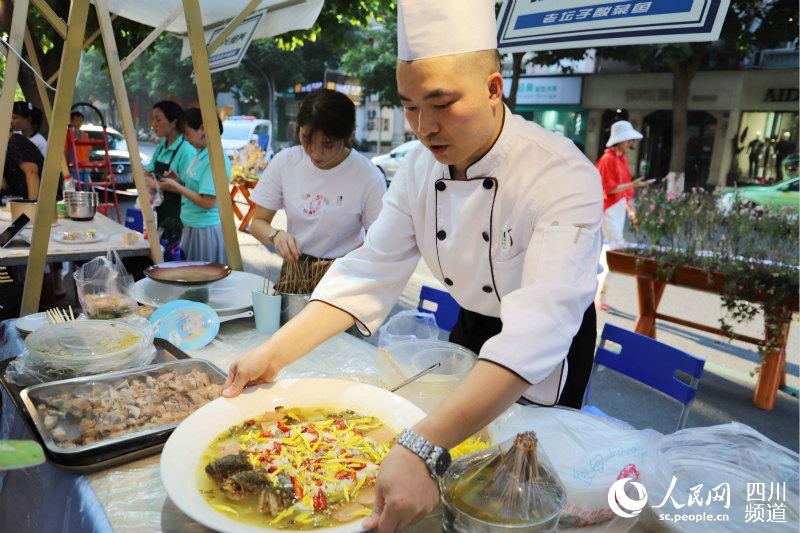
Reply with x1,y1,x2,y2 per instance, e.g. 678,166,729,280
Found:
311,165,421,335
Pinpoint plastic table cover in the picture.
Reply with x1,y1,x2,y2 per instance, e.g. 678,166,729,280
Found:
1,318,645,532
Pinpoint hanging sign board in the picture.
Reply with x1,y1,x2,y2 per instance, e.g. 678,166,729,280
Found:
207,10,265,73
497,0,731,52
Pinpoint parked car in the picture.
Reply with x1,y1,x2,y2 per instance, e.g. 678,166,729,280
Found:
80,124,150,189
719,177,799,213
371,140,421,184
222,116,273,161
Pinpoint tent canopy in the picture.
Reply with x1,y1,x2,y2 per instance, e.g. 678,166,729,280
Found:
101,0,324,39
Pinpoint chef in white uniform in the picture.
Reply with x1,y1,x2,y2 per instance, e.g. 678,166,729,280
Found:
223,1,602,530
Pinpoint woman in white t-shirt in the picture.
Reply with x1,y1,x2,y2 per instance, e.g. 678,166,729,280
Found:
249,89,386,265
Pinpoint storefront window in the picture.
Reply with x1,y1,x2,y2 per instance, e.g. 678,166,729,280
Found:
734,111,799,184
517,106,587,152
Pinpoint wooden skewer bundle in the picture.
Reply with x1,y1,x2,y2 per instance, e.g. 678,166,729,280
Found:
274,259,332,295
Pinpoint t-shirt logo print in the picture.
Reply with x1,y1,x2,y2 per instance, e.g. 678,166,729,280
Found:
300,193,329,216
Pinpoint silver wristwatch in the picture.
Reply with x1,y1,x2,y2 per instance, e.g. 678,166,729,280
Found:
396,428,452,479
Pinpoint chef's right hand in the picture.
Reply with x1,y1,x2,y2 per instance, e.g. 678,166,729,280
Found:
222,348,282,397
273,230,302,264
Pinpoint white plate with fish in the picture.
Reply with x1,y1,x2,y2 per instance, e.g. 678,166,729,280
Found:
134,270,268,314
52,230,107,244
161,378,426,533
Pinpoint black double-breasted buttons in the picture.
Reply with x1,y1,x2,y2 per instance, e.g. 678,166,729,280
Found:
437,230,447,241
436,181,447,191
482,179,494,190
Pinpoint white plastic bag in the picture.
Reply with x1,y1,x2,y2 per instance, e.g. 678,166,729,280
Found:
377,310,439,349
638,423,799,532
489,405,661,527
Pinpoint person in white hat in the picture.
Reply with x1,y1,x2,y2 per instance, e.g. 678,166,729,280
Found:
223,1,602,530
595,120,651,310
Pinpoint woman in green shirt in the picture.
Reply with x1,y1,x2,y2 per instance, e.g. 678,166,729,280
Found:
158,107,231,264
144,100,196,249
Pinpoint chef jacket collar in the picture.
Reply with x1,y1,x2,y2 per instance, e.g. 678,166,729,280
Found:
462,105,513,180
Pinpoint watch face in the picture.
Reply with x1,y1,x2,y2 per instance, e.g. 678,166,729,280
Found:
434,450,452,476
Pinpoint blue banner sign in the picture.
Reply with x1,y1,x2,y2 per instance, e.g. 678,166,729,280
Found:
498,0,731,52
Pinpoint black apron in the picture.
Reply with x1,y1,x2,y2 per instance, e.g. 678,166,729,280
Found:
449,304,597,409
152,139,185,247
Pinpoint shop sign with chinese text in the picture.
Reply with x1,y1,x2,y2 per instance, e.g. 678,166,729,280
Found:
497,0,731,52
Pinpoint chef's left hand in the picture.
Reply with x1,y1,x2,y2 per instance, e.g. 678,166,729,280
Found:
362,445,439,532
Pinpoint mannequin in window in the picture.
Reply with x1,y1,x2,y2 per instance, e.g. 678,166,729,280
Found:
775,131,797,182
747,132,765,181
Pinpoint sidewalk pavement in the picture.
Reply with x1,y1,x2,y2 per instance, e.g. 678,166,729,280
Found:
236,219,799,451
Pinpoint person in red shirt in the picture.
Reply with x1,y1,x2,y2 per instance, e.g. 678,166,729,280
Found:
596,120,651,310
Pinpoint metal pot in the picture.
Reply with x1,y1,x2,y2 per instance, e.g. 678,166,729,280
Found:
279,293,310,325
64,191,98,221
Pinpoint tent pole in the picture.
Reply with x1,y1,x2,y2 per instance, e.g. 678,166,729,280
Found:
182,0,243,271
21,0,91,316
120,6,182,73
23,25,73,179
29,0,68,39
95,0,163,264
0,0,29,192
46,21,115,86
207,0,261,54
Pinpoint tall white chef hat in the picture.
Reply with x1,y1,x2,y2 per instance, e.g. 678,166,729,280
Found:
397,0,497,61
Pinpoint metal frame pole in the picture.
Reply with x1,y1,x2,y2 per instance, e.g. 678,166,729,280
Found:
182,0,243,270
95,0,163,264
21,0,91,316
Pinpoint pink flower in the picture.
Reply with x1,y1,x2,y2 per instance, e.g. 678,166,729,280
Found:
659,217,665,224
720,234,726,241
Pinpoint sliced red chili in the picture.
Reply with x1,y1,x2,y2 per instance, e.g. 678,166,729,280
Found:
277,421,291,433
313,489,327,512
292,476,303,500
267,465,277,473
273,442,282,453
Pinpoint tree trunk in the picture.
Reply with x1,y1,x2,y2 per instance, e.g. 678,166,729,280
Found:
505,52,525,113
668,64,697,175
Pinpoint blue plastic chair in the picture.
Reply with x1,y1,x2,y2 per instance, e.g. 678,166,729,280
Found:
124,207,144,233
417,285,461,332
582,323,705,430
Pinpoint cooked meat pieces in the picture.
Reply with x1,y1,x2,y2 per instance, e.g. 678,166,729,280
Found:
258,486,293,517
220,470,273,501
34,367,223,447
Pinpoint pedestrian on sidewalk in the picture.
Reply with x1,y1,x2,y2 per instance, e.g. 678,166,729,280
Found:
595,120,651,310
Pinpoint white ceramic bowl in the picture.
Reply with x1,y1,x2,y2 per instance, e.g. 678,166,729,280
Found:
161,378,427,533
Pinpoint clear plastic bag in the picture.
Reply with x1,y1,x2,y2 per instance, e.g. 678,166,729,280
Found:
5,317,156,385
489,405,661,527
377,310,439,349
441,432,566,532
74,250,138,319
638,423,799,532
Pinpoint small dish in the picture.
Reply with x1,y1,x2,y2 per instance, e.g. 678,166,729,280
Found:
52,230,107,243
149,300,220,351
15,312,49,335
144,261,231,284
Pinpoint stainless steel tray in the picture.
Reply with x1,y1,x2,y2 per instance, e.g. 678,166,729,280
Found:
19,359,225,466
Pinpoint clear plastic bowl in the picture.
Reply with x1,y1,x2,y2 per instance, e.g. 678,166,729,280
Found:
378,339,477,413
23,320,150,377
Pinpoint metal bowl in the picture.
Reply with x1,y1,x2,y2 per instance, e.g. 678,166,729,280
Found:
65,191,98,220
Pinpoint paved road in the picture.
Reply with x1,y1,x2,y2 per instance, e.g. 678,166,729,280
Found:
235,221,799,451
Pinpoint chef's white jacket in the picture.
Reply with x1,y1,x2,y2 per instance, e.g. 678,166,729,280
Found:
312,108,603,404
